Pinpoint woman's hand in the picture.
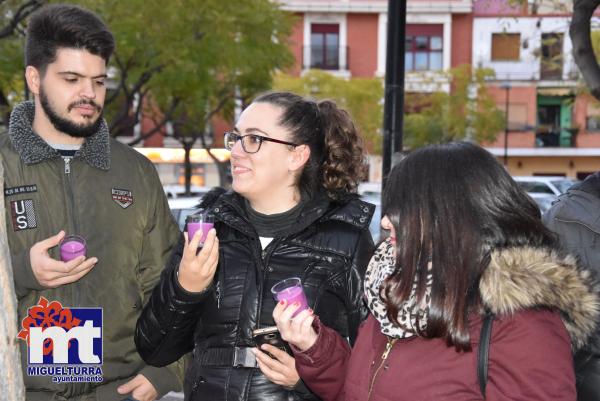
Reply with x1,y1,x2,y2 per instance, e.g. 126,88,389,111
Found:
253,345,300,388
177,228,219,292
117,374,158,401
272,300,318,352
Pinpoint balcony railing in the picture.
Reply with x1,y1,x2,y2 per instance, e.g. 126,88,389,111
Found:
302,45,349,71
535,126,577,147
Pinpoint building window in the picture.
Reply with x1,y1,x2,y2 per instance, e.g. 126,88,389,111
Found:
540,33,563,80
405,24,443,72
586,102,600,132
491,33,520,61
536,97,575,147
310,24,339,70
587,116,600,131
536,104,561,147
500,103,529,131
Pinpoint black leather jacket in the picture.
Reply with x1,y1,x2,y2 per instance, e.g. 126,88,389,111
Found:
135,189,375,401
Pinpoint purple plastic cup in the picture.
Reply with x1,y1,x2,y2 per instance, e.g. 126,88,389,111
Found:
59,235,87,262
186,212,214,247
271,277,309,317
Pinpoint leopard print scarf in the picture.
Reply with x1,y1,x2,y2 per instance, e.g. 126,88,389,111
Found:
364,238,432,339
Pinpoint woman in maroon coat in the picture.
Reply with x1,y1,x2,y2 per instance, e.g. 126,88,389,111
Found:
260,142,600,401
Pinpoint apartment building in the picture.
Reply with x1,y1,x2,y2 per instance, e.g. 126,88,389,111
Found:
280,0,474,180
281,0,600,178
474,0,600,178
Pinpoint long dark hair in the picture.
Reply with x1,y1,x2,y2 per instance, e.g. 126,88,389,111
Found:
253,91,366,200
382,142,557,351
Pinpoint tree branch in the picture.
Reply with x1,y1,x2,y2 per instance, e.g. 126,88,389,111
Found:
105,54,129,106
109,89,148,138
0,0,45,39
570,0,600,100
108,61,164,134
127,97,181,146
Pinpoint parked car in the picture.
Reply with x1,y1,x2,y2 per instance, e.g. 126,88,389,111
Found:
513,176,578,196
168,196,202,230
358,182,382,198
163,184,212,199
361,194,383,243
527,192,557,214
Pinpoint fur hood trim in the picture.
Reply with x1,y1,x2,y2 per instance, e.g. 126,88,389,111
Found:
480,246,600,351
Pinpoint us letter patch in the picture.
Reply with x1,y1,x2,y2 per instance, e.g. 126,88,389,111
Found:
11,199,37,231
111,188,133,209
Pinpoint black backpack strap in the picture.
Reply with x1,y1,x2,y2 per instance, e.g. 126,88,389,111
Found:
478,313,495,399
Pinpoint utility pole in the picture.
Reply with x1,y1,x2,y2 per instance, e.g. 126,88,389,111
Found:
501,82,511,166
381,0,406,191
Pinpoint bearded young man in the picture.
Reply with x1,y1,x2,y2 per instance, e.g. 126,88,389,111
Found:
0,4,182,400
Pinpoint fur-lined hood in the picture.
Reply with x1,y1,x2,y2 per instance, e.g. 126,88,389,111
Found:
481,246,600,351
7,101,110,170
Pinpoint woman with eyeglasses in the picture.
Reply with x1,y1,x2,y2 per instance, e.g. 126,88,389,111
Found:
135,91,375,401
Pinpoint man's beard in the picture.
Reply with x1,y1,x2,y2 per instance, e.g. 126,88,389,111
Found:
39,87,104,138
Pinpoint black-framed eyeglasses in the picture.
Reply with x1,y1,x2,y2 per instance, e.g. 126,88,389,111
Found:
224,131,299,154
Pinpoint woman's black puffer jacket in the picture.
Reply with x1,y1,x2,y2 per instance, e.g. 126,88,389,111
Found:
135,189,375,401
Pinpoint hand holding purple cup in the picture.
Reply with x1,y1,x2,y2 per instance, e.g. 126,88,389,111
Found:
271,277,309,317
59,234,87,262
186,209,215,247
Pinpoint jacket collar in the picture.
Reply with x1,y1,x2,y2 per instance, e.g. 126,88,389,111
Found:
480,246,600,351
553,177,600,235
211,190,374,238
574,172,600,199
8,101,110,170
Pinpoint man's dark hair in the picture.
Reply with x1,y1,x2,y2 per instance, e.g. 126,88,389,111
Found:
25,4,115,72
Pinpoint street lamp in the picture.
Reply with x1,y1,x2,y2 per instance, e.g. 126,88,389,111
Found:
500,81,511,166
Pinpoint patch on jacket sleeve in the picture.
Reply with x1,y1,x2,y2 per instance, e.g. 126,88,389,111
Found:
111,188,133,209
4,184,37,196
10,199,37,231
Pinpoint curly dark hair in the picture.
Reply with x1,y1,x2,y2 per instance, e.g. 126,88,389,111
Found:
253,91,366,200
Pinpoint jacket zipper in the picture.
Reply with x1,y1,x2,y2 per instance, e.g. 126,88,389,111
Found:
62,157,79,306
255,238,281,326
211,215,226,309
215,280,221,308
62,157,79,233
367,337,397,401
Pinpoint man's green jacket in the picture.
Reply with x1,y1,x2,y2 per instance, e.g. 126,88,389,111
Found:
1,101,183,400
